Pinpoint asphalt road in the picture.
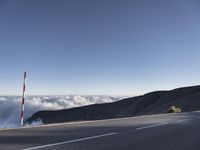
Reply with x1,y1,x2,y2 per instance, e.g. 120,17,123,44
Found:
0,111,200,150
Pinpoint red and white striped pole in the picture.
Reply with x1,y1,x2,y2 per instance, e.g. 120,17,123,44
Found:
20,72,27,127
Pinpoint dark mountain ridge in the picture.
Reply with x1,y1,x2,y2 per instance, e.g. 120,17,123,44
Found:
26,85,200,124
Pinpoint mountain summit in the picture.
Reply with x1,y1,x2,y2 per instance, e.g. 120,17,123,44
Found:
26,85,200,124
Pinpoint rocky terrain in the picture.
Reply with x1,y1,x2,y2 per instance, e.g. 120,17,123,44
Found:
27,85,200,124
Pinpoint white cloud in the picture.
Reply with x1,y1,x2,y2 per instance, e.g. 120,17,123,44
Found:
0,95,124,128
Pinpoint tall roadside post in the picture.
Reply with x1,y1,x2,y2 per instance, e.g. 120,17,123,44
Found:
20,72,27,127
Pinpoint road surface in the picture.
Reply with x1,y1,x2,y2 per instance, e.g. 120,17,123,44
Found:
0,111,200,150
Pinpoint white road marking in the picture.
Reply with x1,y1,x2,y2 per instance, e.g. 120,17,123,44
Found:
22,132,117,150
176,118,191,123
136,122,168,130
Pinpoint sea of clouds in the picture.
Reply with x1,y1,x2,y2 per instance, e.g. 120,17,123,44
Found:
0,95,125,128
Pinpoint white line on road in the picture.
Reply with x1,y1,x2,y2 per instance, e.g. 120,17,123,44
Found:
136,122,168,130
176,118,191,123
22,133,117,150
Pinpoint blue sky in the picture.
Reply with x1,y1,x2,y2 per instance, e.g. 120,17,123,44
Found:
0,0,200,95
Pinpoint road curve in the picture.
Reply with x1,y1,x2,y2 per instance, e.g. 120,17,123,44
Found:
0,111,200,150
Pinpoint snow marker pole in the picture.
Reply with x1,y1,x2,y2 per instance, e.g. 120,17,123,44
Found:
20,72,26,127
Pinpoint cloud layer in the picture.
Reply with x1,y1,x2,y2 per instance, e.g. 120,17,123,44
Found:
0,95,124,128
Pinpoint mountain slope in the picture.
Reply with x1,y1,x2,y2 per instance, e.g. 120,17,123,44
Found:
26,85,200,124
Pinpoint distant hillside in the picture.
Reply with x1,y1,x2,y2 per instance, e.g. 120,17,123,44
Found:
26,85,200,124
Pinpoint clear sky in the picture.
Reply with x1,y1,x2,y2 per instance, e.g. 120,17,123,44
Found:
1,0,200,95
